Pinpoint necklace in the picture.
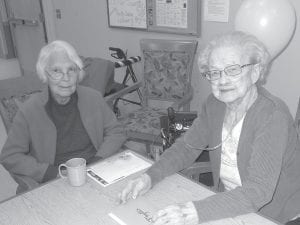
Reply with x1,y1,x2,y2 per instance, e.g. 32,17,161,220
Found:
183,87,258,151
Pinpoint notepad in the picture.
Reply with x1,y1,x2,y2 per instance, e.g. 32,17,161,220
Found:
87,151,151,187
109,197,155,225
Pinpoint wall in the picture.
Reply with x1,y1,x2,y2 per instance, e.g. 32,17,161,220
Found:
265,0,300,117
51,0,300,116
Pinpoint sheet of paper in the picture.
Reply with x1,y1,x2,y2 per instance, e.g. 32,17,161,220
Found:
109,197,155,225
108,0,147,29
156,0,188,28
87,151,151,187
109,197,244,225
204,0,229,23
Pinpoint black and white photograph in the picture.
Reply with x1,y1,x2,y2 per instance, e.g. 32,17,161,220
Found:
0,0,300,224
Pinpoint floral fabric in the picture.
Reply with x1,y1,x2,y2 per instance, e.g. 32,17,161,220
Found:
119,107,167,136
0,92,40,132
143,50,191,101
119,50,192,136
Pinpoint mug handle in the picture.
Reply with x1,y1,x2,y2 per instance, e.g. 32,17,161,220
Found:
58,164,67,178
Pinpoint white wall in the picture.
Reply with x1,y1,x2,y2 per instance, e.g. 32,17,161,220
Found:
265,0,300,117
51,0,300,116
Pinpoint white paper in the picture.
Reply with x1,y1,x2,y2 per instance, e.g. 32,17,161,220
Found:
108,0,147,28
204,0,229,23
156,0,187,28
109,196,155,225
87,151,151,187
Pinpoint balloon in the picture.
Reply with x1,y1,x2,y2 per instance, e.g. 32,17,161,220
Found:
235,0,296,58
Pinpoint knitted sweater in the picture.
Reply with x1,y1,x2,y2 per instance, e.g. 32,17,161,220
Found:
147,87,300,223
0,85,126,188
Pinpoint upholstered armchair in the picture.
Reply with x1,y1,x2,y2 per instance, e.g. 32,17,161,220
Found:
116,39,198,159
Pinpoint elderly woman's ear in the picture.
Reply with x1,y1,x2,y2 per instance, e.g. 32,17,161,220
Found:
78,69,86,83
251,63,261,84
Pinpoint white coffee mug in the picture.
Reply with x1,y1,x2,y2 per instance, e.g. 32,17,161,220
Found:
58,158,87,186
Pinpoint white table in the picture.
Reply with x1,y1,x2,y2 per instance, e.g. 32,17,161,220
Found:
0,151,280,225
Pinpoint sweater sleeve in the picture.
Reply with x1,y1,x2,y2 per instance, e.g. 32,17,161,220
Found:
95,99,126,158
146,101,210,186
0,111,49,183
193,110,289,223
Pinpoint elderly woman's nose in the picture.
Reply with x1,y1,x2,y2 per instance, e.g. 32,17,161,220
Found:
218,71,228,84
61,72,71,81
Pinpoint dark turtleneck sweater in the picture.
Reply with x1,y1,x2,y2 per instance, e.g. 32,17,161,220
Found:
42,90,98,182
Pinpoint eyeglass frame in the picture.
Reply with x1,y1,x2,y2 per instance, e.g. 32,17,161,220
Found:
45,65,82,81
202,63,257,81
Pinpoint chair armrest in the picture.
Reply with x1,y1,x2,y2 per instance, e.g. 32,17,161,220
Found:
104,81,143,107
171,86,193,111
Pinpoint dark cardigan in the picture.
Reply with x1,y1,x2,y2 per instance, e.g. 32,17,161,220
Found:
147,86,300,223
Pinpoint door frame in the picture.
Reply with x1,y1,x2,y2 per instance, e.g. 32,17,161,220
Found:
41,0,56,42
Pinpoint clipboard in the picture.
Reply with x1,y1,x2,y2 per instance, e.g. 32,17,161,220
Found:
87,150,151,187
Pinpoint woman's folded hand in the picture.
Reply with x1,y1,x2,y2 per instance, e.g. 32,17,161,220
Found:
118,173,152,204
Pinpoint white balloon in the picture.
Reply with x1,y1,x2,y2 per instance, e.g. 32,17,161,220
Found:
235,0,296,58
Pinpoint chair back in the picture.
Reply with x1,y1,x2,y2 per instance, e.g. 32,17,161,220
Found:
80,56,115,96
140,39,198,108
0,75,45,132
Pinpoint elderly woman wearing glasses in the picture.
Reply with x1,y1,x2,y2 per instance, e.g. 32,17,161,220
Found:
119,31,300,224
0,40,126,193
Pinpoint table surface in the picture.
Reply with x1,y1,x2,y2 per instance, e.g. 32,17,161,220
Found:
0,151,280,225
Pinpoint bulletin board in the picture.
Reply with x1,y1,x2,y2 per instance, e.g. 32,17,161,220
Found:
107,0,200,36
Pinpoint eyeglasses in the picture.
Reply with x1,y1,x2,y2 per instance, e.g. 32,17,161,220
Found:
202,64,255,81
45,66,81,81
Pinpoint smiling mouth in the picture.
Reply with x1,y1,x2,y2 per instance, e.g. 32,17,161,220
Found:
59,86,71,89
220,88,234,92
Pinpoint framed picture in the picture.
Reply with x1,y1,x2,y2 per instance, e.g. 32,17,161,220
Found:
107,0,147,29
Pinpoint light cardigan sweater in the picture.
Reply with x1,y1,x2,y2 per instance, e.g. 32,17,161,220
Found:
0,85,126,188
147,86,300,223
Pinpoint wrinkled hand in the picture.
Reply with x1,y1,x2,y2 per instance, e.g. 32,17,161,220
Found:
152,202,198,225
118,173,152,204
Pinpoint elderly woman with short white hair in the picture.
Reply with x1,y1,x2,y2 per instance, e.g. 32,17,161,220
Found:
119,31,300,224
0,40,126,193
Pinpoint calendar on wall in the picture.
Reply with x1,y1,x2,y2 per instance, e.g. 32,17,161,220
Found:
107,0,200,36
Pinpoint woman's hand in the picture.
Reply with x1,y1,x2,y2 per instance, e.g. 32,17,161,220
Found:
118,173,152,204
152,202,198,225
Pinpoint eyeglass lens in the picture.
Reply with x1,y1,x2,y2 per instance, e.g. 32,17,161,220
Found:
47,67,79,80
205,64,251,81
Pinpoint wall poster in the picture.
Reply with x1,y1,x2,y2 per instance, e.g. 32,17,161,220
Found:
107,0,147,29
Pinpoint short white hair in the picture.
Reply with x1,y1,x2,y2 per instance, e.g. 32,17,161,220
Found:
36,40,85,83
